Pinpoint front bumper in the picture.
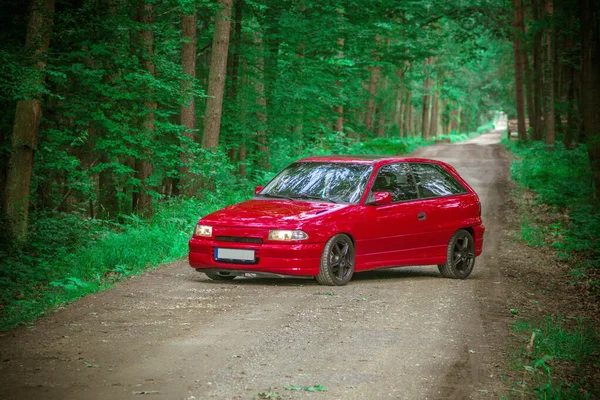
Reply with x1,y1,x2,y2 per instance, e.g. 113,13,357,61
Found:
188,237,323,276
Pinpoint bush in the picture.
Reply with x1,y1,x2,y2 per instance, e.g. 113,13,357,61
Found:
504,139,599,288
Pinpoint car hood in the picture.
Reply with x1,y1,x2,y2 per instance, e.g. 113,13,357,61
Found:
201,199,347,228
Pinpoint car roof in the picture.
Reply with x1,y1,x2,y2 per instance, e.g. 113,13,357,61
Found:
297,154,447,166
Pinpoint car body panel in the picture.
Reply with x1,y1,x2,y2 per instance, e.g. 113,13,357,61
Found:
188,155,485,279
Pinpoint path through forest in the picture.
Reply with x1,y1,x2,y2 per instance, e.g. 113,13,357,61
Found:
0,131,515,399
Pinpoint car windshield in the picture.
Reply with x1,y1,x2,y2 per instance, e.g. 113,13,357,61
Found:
258,162,373,204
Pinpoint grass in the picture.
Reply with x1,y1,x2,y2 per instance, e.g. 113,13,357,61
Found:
503,138,600,398
511,316,599,399
504,139,600,289
0,126,492,330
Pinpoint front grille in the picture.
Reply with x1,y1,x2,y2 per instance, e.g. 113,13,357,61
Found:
215,236,263,244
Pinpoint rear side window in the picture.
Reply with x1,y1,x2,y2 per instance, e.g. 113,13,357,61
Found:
410,163,467,198
371,163,419,202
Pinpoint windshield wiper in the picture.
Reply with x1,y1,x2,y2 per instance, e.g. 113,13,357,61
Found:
257,193,295,201
293,194,339,203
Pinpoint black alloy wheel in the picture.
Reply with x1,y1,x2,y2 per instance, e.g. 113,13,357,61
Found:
438,229,475,279
316,234,355,286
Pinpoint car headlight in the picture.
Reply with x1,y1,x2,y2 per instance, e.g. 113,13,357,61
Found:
268,230,309,241
194,225,212,237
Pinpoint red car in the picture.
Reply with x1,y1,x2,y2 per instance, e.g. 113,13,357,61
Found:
189,156,484,286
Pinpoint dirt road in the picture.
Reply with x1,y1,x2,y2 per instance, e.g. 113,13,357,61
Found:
0,131,514,400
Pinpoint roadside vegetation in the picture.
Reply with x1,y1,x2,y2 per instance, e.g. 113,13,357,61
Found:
504,138,600,398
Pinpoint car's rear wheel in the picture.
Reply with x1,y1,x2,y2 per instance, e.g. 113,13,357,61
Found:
203,270,236,281
438,229,475,279
316,234,355,286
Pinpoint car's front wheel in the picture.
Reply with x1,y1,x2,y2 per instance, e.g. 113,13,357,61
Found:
438,229,475,279
316,234,355,286
203,270,236,281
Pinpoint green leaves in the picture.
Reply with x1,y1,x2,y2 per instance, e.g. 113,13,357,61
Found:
305,385,327,392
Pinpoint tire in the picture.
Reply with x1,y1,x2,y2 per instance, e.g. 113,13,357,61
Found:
438,229,476,279
316,234,355,286
203,270,236,281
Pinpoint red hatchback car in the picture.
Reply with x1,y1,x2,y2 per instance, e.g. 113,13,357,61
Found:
189,155,484,286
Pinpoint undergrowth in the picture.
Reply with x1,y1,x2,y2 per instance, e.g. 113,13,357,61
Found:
0,128,491,330
511,316,599,399
504,138,600,398
504,139,600,290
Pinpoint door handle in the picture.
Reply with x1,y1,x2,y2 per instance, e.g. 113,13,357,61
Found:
418,212,426,221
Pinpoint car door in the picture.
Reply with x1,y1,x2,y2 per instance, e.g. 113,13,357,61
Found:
356,163,430,270
409,162,470,259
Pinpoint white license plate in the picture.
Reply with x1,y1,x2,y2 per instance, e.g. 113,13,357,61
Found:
215,248,255,262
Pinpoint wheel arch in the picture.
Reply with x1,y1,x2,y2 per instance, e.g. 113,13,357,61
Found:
337,232,356,248
462,226,475,244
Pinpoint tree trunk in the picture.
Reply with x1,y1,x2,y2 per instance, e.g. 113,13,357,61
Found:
563,61,575,147
543,0,555,147
364,66,378,131
376,71,389,138
521,0,535,135
179,11,197,196
377,109,386,137
202,0,232,149
421,58,431,139
407,102,413,137
513,0,527,141
429,77,439,138
334,9,344,133
524,53,535,134
394,79,403,137
133,1,155,216
254,30,270,170
580,0,600,199
238,43,249,178
333,36,344,132
225,0,243,167
3,0,55,242
532,0,544,140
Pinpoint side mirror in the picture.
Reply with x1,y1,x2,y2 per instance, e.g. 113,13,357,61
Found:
254,186,264,195
374,191,392,205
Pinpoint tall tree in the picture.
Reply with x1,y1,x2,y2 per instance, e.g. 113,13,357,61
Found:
333,8,344,133
421,57,431,139
512,0,527,141
202,0,232,149
543,0,555,147
532,0,544,140
364,66,378,132
3,0,55,242
179,9,197,195
133,0,155,215
254,30,270,170
580,0,600,199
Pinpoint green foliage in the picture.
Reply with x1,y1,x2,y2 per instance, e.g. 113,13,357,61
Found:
0,194,242,330
505,139,600,288
512,316,599,398
508,141,594,208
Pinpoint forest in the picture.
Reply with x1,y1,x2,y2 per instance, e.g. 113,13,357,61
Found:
1,0,599,387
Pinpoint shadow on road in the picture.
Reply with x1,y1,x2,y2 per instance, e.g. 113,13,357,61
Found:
191,266,447,286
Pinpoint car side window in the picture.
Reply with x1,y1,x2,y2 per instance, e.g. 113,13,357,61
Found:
409,163,467,198
371,163,418,202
